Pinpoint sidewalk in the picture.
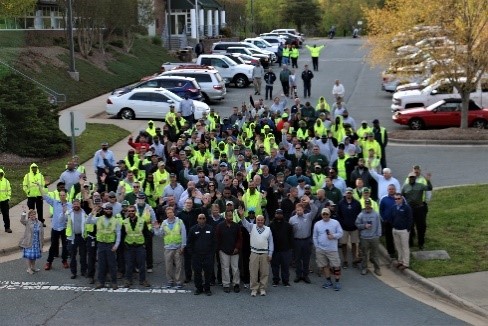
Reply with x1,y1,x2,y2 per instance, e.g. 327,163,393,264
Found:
1,93,487,323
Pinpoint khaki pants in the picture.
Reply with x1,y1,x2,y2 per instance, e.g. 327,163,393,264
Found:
254,78,262,94
393,229,410,267
219,251,240,287
164,248,184,284
249,252,269,292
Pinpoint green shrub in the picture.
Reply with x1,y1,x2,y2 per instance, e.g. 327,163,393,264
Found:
0,74,70,157
151,35,162,46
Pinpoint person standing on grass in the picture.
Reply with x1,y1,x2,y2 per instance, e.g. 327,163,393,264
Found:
389,193,412,270
0,168,12,234
19,208,44,275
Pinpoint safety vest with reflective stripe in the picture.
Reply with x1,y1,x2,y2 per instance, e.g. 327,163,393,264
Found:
96,217,118,243
163,220,183,245
123,217,145,245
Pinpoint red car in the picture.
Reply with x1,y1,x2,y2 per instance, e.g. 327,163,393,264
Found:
392,98,488,130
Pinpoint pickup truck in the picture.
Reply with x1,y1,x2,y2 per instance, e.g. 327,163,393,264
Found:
391,78,488,112
195,54,253,88
161,61,196,72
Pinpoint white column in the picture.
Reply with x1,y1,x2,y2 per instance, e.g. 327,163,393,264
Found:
34,10,43,29
207,10,213,36
190,9,196,38
199,9,204,36
221,10,226,27
214,10,219,35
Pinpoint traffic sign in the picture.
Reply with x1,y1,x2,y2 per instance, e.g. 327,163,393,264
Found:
59,111,86,137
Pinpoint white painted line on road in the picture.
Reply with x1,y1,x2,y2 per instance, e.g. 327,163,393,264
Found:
0,280,191,294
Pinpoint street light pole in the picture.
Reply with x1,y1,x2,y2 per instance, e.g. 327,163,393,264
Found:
67,0,78,81
195,0,199,43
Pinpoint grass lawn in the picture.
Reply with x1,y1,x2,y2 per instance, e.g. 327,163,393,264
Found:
410,184,488,277
2,123,129,206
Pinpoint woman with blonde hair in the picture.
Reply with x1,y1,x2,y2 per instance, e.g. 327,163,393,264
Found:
19,208,44,274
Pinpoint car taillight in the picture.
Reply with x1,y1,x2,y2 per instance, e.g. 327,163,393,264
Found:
213,85,223,90
107,99,113,104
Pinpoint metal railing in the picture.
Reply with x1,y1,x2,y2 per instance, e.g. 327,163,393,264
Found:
0,58,66,104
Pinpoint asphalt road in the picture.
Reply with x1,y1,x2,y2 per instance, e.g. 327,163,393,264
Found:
0,38,484,325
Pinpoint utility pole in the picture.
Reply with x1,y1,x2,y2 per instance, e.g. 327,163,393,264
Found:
67,0,79,81
195,0,199,43
251,0,254,35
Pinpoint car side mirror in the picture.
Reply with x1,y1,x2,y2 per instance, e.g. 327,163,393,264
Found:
222,64,229,68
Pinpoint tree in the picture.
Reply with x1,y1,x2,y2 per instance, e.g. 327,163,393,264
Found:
218,0,247,36
280,0,322,32
364,0,488,129
0,0,36,17
0,74,69,157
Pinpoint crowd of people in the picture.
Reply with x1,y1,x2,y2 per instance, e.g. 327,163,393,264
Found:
6,51,434,296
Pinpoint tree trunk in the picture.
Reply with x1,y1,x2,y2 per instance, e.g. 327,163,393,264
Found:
460,90,470,129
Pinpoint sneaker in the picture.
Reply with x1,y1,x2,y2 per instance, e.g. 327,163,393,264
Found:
333,282,342,291
342,261,348,269
62,261,69,269
260,290,266,296
374,269,382,276
251,290,257,297
140,281,151,287
283,282,291,287
233,284,240,293
44,262,52,271
174,284,183,289
112,284,118,290
27,268,34,275
361,269,368,275
146,268,153,273
302,276,311,284
194,289,203,295
164,283,174,289
398,265,408,271
322,280,333,289
272,281,279,287
124,281,132,288
223,287,231,293
32,268,40,273
5,228,12,233
95,283,104,289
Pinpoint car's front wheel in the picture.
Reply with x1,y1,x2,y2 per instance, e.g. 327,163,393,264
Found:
119,108,135,120
409,118,424,130
472,119,487,129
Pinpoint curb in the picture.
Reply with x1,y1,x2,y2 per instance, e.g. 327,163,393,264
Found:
389,138,488,145
378,245,488,319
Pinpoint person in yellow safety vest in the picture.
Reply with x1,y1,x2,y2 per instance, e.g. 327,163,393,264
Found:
154,161,170,196
357,121,372,139
146,120,157,137
290,45,299,69
118,171,138,199
332,148,352,181
311,164,327,195
0,168,12,233
124,149,142,173
358,188,379,212
153,206,187,288
315,96,331,114
86,202,121,289
121,205,151,288
166,105,178,124
242,181,266,218
314,118,327,137
135,192,156,273
296,120,309,143
364,148,381,172
65,198,88,278
228,145,240,165
305,44,325,71
69,155,86,174
165,115,180,134
207,108,221,131
263,136,279,155
282,45,291,66
331,115,346,142
191,143,213,168
360,132,382,161
141,174,158,208
372,119,388,169
243,122,255,140
23,163,47,226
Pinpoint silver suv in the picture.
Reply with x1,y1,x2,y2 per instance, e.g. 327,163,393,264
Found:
161,68,226,103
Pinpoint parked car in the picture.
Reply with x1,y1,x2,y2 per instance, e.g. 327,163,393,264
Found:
392,98,488,129
226,47,270,68
106,88,211,120
395,77,432,93
160,67,226,102
260,36,286,46
243,38,278,55
391,77,488,111
112,76,203,101
224,53,259,66
196,54,253,88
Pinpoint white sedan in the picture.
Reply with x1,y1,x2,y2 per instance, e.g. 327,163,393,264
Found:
106,87,210,120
